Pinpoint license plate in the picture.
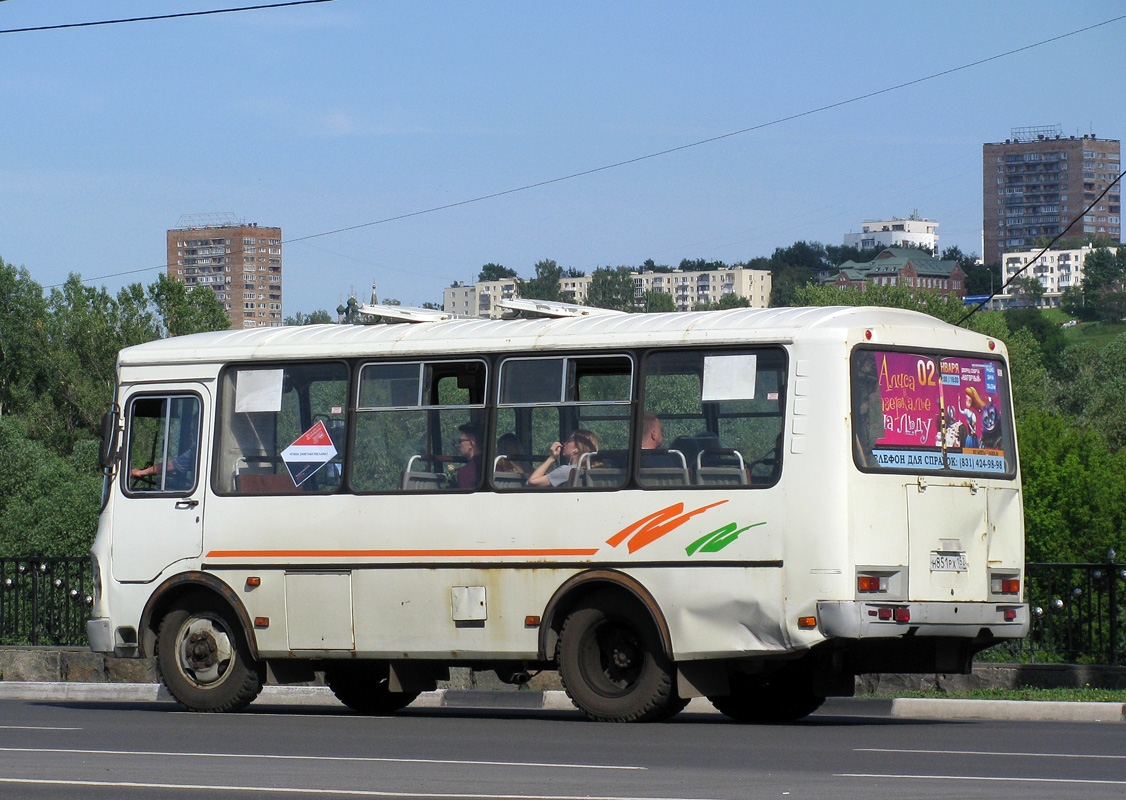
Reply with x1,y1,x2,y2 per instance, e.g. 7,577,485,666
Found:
930,551,968,572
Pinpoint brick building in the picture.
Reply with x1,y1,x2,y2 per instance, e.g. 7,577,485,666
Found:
167,214,283,329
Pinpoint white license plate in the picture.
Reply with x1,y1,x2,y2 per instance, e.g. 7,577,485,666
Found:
930,551,968,572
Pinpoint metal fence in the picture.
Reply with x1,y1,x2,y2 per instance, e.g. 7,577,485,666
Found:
0,557,92,646
991,554,1125,666
0,554,1122,664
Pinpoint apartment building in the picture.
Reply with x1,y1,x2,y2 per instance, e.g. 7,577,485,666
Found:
443,265,772,317
983,126,1121,266
166,214,283,329
843,213,939,252
998,244,1118,308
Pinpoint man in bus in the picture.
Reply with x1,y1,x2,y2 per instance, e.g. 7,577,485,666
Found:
640,412,663,450
455,423,483,489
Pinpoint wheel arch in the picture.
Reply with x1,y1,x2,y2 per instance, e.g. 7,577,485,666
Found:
539,569,673,662
139,572,259,660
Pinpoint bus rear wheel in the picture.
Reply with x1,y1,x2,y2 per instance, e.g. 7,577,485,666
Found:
557,593,679,722
156,595,262,713
708,669,825,723
325,662,419,714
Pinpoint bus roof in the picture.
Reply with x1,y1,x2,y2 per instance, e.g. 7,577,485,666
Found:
118,306,987,367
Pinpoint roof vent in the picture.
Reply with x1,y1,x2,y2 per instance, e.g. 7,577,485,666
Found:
495,299,627,318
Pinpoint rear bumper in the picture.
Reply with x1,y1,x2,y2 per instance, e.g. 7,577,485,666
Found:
86,618,114,654
818,600,1029,639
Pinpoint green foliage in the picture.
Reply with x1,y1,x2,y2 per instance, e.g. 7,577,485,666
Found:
1078,247,1126,323
1056,336,1126,451
585,266,635,312
1013,409,1126,562
640,291,676,312
769,264,814,307
477,263,517,282
0,416,101,557
519,259,564,302
148,274,230,337
284,309,334,325
1003,309,1067,377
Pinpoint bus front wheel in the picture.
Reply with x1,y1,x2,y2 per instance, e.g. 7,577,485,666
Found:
324,662,419,714
557,593,679,722
156,595,263,713
708,669,825,723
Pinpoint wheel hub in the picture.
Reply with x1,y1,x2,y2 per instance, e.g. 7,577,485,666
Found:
187,631,218,669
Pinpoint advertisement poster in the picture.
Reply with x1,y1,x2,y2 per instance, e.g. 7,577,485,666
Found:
867,351,1007,474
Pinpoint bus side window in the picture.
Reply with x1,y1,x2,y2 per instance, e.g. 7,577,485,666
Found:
214,362,348,495
494,355,632,490
125,395,201,494
640,349,786,488
351,360,487,493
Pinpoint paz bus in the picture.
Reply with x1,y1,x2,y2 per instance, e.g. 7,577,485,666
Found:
88,303,1028,722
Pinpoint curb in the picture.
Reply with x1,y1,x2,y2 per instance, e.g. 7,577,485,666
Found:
0,683,1122,722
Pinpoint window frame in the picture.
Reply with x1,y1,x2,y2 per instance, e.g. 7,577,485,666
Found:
850,345,1018,479
121,391,203,498
211,359,351,496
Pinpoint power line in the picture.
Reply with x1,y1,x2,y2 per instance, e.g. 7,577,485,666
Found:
47,13,1126,289
0,0,336,34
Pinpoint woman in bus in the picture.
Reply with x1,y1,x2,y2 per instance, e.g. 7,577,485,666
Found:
527,430,599,487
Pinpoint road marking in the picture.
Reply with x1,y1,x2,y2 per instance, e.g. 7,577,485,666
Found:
0,746,643,771
856,747,1126,761
0,725,81,731
0,777,721,800
840,772,1126,786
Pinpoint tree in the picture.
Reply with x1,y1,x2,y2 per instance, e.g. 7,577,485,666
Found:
0,257,49,418
1079,247,1126,323
585,267,635,312
519,259,563,302
1003,308,1066,378
941,246,996,297
716,293,751,310
478,263,517,282
1006,275,1045,308
769,264,814,307
640,291,676,312
1056,337,1126,452
284,309,334,325
678,258,727,272
148,274,230,337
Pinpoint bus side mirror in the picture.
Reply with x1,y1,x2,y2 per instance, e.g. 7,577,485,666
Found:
98,407,120,470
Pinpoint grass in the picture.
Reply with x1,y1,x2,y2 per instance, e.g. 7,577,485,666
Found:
864,687,1126,702
1057,318,1126,345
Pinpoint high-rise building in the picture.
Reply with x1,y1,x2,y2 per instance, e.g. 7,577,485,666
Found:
983,125,1121,267
167,213,283,329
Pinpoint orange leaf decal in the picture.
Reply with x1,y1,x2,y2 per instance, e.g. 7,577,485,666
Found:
607,500,728,554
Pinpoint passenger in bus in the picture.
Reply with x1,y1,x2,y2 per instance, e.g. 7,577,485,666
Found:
640,412,663,450
495,433,530,475
527,430,599,487
455,423,483,489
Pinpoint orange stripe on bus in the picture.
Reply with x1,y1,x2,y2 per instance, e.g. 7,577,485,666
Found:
205,549,601,559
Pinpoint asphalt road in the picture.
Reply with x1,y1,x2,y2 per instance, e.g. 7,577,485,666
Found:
0,698,1123,799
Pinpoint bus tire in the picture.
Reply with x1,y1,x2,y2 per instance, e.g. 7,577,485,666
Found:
708,670,825,723
155,595,262,713
324,662,419,714
557,593,679,722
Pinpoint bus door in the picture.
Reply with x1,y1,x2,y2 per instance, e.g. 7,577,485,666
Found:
112,385,209,583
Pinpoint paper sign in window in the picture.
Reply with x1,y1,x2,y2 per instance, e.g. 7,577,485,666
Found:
235,369,284,413
702,355,758,401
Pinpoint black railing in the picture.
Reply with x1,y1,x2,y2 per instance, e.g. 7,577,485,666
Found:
0,557,92,646
0,554,1123,665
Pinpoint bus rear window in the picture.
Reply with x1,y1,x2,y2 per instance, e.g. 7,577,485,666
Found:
851,348,1016,477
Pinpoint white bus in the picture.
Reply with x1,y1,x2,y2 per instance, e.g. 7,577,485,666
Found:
88,305,1028,722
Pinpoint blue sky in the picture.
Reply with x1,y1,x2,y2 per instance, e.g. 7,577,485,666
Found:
1,1,1124,313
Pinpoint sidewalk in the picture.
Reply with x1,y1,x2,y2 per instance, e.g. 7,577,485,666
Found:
1,682,1122,723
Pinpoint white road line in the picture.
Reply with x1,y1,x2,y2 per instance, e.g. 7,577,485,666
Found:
839,772,1126,786
856,747,1126,761
0,777,725,800
0,746,643,771
0,725,82,731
